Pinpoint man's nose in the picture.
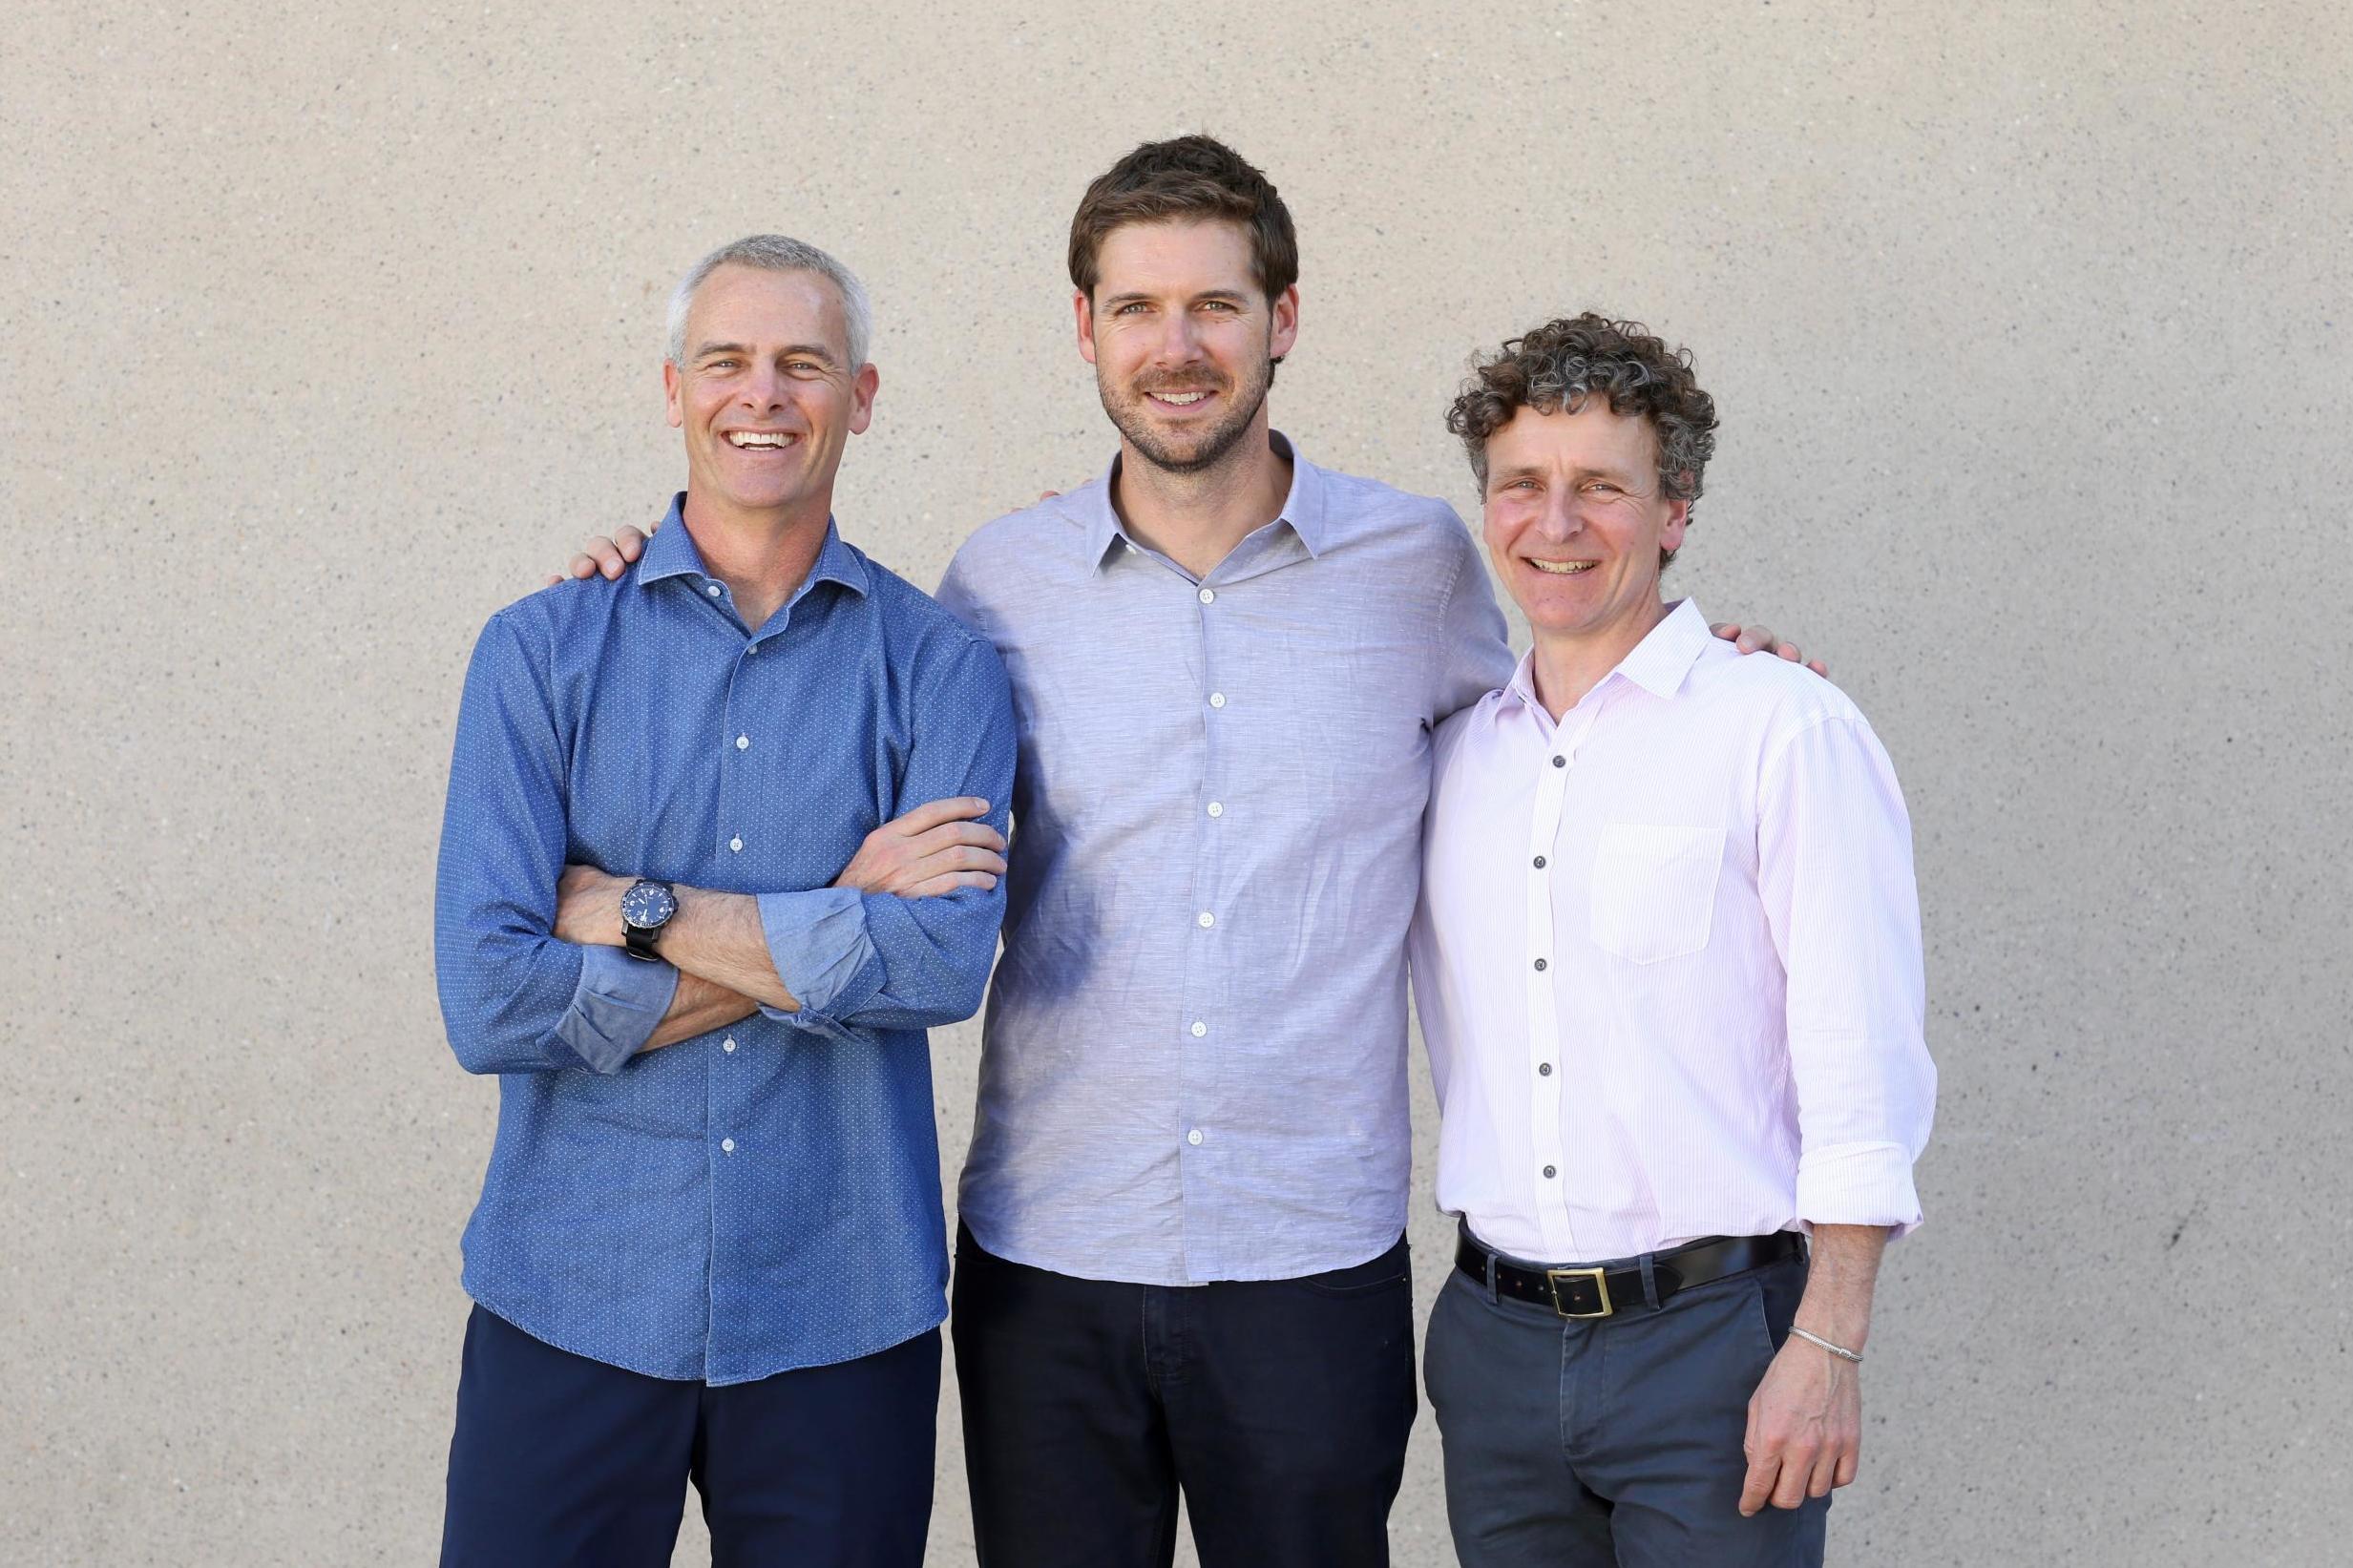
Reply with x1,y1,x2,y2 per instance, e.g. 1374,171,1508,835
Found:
740,363,789,412
1535,487,1584,539
1154,310,1204,365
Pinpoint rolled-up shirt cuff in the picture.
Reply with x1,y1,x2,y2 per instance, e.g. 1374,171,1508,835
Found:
557,943,680,1074
756,887,877,1028
1794,1140,1924,1240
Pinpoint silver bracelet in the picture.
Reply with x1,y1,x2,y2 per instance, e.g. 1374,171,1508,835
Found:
1789,1326,1863,1364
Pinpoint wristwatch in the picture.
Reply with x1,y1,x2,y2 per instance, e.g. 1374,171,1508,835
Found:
619,879,678,961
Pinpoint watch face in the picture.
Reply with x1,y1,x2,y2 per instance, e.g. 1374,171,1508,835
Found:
620,882,677,930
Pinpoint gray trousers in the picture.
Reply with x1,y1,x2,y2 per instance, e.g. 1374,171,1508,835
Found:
1424,1245,1828,1567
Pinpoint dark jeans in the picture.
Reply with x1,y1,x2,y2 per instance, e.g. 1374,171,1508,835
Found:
1425,1247,1828,1567
440,1305,939,1568
951,1225,1418,1568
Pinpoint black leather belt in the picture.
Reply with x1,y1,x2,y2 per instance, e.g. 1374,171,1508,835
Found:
1455,1227,1805,1320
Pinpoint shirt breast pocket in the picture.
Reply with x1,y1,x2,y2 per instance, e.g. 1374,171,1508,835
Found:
1588,824,1726,964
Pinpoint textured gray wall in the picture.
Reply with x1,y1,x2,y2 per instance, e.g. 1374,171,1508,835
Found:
5,2,2348,1563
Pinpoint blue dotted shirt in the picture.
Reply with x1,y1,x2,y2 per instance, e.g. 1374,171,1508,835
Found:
434,495,1015,1384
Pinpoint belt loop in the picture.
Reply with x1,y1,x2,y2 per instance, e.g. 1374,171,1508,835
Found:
1638,1252,1661,1311
1483,1245,1500,1306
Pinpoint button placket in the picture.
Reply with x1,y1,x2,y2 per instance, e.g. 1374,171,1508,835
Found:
1175,583,1229,1261
1526,724,1576,1259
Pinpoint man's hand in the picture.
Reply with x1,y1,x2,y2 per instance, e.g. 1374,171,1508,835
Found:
547,523,656,587
1739,1223,1884,1516
554,865,631,947
836,797,1008,898
1710,621,1828,678
1739,1332,1861,1516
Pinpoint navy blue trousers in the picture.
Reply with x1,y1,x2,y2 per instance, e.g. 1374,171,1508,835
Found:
439,1306,939,1568
951,1226,1418,1568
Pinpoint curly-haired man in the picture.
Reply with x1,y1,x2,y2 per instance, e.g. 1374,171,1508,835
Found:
1408,315,1937,1566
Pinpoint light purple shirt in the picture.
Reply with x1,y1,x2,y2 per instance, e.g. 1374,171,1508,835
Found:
936,434,1513,1284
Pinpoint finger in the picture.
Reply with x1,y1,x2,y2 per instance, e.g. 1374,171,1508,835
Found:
1738,1453,1778,1518
585,539,627,580
1834,1445,1859,1489
1036,489,1061,501
1806,1445,1840,1499
1711,621,1744,642
565,554,599,580
915,846,1008,876
544,574,563,588
1808,659,1829,678
1777,643,1802,662
1736,631,1765,654
906,870,999,899
1770,1445,1816,1510
887,796,993,838
910,821,1009,856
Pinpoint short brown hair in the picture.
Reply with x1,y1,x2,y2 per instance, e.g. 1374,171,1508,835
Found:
1068,136,1298,303
1445,314,1719,570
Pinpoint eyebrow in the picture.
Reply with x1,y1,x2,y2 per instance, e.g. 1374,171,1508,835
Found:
691,341,840,366
1100,288,1253,309
1489,460,1647,485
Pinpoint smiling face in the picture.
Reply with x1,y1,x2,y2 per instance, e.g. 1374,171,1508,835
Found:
1481,397,1689,648
1076,219,1297,474
663,262,877,527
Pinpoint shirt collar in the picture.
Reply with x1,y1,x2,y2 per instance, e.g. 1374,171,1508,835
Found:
1614,597,1712,699
1504,597,1714,715
638,491,871,597
1075,430,1330,573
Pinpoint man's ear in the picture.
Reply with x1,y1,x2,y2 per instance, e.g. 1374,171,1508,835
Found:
1661,495,1691,555
663,360,684,429
1269,283,1300,364
849,362,880,437
1074,289,1099,366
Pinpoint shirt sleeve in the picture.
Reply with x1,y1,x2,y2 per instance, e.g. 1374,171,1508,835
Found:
1755,710,1938,1236
1430,513,1515,722
757,626,1017,1039
433,608,680,1075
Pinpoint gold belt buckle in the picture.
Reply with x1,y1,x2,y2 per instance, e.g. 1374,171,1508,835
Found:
1546,1265,1613,1319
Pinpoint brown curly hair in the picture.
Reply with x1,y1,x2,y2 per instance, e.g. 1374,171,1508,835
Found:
1446,314,1718,570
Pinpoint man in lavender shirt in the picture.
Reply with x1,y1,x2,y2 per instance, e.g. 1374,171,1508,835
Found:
565,138,1809,1567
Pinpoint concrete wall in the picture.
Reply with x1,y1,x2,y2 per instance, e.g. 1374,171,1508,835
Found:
6,2,2347,1561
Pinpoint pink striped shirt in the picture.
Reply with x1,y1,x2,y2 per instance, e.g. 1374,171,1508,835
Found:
1408,599,1936,1263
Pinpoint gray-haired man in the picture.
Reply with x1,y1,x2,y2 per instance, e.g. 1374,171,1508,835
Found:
436,235,1015,1566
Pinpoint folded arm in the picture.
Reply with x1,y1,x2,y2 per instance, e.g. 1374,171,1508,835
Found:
553,635,1018,1037
434,611,707,1074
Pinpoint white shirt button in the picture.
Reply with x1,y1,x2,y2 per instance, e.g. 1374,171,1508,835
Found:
1190,1021,1208,1037
1207,802,1224,819
722,1138,736,1153
706,584,723,598
729,836,744,852
1187,1128,1205,1146
1198,587,1216,605
736,735,749,750
1208,692,1227,709
1197,910,1215,929
723,1037,737,1054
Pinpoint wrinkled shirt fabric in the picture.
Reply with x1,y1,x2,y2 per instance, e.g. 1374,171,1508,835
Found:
435,496,1015,1382
937,435,1513,1286
1409,599,1936,1264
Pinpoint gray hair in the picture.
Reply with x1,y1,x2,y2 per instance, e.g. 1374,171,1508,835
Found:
665,234,873,370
